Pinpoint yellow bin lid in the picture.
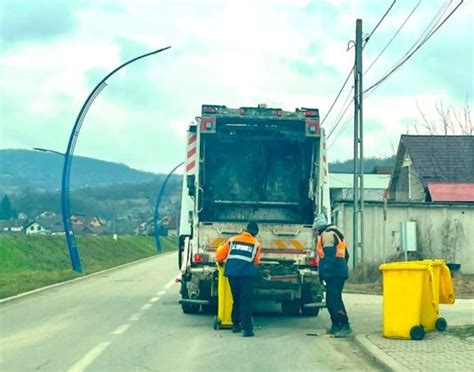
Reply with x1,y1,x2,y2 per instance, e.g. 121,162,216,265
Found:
379,262,430,271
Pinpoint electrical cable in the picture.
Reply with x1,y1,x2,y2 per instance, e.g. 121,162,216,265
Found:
363,0,397,48
364,0,422,75
322,0,398,129
364,0,463,95
320,67,354,126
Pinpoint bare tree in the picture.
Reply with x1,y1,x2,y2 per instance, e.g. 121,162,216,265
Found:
416,97,473,135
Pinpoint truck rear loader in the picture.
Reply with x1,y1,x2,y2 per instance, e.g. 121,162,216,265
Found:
178,104,330,316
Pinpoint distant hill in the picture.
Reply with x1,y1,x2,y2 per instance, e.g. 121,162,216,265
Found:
329,156,396,173
0,149,158,192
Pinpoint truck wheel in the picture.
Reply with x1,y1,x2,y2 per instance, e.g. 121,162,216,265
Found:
180,282,200,314
301,305,320,317
181,299,200,314
202,298,218,315
301,285,322,317
281,300,301,316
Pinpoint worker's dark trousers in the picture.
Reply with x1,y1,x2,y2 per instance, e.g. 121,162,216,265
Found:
228,276,255,331
326,278,349,326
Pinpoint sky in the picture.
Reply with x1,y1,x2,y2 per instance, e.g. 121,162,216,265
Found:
0,0,472,173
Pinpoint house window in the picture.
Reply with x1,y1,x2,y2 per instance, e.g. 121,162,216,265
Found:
30,226,34,231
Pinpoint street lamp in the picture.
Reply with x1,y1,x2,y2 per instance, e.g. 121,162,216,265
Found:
33,147,65,156
61,46,172,273
154,162,184,253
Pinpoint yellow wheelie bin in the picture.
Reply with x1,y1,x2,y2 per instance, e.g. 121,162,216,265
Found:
213,263,233,330
380,260,456,340
380,262,429,340
419,260,455,332
438,262,455,305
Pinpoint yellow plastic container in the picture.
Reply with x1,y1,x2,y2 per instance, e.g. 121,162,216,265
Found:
380,260,455,340
439,263,456,304
213,263,233,330
380,262,428,340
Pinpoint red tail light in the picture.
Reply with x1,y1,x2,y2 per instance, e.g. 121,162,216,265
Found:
193,254,203,263
308,257,319,266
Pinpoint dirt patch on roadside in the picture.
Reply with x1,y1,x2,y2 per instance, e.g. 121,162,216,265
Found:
447,324,474,340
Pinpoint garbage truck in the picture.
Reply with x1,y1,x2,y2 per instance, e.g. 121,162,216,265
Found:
178,104,330,316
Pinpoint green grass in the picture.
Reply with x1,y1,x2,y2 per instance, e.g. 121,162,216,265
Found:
0,235,177,299
447,324,474,340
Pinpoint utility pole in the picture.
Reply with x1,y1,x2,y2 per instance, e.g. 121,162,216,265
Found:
353,19,364,269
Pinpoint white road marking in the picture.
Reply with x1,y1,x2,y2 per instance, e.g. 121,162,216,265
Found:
157,290,166,296
140,303,152,311
129,313,141,321
112,324,130,335
164,278,176,289
67,341,111,372
150,296,161,303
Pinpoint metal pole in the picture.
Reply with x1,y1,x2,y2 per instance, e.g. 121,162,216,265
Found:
154,162,184,253
61,46,172,273
357,19,364,264
352,20,363,270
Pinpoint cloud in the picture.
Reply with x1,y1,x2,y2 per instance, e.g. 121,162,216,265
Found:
0,0,472,173
0,0,79,48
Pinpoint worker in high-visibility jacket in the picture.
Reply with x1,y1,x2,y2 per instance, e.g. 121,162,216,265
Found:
216,221,262,337
313,214,352,337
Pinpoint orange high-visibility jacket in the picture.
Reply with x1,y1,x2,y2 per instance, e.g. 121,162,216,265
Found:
216,231,262,265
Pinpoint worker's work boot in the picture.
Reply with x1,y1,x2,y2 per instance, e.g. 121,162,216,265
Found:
242,329,254,337
326,324,340,335
334,323,353,338
232,323,242,333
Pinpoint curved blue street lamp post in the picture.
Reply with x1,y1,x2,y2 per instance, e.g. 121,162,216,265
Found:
154,162,184,253
62,46,172,273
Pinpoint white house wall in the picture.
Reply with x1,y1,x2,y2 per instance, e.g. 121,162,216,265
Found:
333,202,474,274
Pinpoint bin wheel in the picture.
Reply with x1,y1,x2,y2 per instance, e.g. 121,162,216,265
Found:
213,317,221,330
436,318,447,332
410,325,425,340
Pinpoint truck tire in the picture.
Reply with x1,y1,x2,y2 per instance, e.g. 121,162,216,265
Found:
301,305,320,317
202,298,218,315
301,284,322,317
180,281,200,314
281,300,301,316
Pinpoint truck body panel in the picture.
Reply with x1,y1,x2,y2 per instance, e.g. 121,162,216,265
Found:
178,104,329,316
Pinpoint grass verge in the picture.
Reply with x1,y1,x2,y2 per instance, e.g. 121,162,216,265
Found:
0,234,177,299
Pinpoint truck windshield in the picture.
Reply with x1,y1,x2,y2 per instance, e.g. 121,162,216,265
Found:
199,131,316,224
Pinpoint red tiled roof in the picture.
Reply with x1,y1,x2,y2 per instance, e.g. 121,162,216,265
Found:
428,183,474,202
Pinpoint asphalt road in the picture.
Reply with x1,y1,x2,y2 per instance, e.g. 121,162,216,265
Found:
0,252,378,372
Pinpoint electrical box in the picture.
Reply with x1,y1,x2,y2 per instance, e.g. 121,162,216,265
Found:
400,222,417,252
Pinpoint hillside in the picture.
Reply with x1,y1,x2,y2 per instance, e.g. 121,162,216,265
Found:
0,149,158,192
329,156,395,173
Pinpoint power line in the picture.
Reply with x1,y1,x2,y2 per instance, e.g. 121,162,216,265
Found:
328,96,353,140
322,1,398,128
363,0,397,47
327,86,354,138
364,0,463,95
364,0,421,75
320,67,354,126
328,113,354,149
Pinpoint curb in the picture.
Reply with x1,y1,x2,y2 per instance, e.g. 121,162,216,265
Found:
0,250,176,305
354,334,408,372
